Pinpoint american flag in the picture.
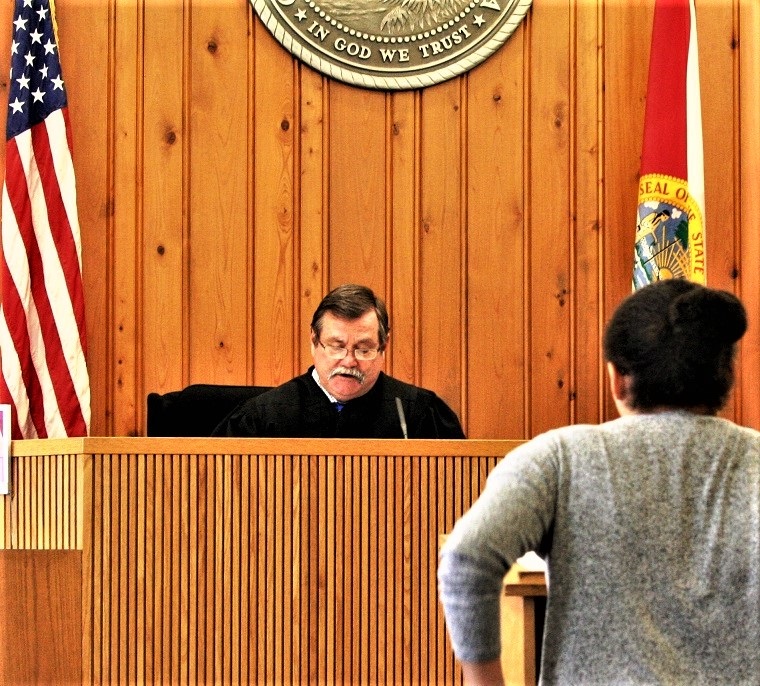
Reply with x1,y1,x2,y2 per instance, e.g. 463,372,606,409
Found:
0,0,90,439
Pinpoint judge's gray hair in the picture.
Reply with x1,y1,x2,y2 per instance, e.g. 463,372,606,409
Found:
310,284,390,350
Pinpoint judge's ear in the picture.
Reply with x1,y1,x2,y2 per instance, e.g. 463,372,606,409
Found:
309,328,318,355
607,362,634,415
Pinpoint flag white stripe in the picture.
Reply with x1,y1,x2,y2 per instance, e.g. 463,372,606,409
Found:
0,305,37,438
21,126,90,424
686,0,705,219
47,110,84,266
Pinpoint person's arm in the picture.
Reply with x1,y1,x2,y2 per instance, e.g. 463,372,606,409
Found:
439,436,559,676
461,659,505,686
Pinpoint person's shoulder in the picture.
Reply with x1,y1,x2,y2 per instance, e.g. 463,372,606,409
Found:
505,423,606,464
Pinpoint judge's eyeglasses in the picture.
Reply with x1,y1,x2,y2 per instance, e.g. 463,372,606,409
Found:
317,340,380,361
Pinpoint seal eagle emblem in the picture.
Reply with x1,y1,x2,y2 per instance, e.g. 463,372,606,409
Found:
249,0,533,90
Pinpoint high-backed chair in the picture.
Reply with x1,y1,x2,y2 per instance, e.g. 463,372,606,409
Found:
146,383,272,437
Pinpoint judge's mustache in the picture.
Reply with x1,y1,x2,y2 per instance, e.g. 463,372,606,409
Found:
329,366,365,384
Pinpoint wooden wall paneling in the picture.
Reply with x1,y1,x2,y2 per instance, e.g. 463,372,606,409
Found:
328,82,388,290
419,80,465,420
698,0,738,295
466,33,527,439
601,0,652,420
528,0,572,436
189,3,252,385
299,67,328,370
738,0,760,429
389,91,420,387
572,0,603,426
252,20,298,387
59,2,111,436
0,550,82,684
696,1,741,421
141,2,187,409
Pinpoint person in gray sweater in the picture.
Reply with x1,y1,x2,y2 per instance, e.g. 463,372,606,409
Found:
438,279,759,685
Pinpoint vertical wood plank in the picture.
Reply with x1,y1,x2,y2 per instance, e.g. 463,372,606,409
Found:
329,84,388,289
299,69,329,369
572,0,603,425
529,0,572,436
466,34,528,438
57,0,111,436
389,91,420,386
419,80,465,416
252,22,298,387
142,1,187,405
738,0,760,430
603,0,653,420
189,2,252,384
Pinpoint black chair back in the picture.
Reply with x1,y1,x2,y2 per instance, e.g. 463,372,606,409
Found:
146,383,272,436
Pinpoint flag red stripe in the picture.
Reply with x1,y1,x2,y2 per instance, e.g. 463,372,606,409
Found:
0,370,23,439
4,132,86,437
31,120,88,354
3,141,49,437
640,0,690,179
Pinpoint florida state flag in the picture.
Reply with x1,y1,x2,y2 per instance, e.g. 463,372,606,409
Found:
633,0,705,289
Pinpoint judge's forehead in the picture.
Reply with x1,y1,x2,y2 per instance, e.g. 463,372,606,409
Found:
319,311,379,339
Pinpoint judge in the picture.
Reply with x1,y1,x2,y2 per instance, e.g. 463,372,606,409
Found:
212,284,465,439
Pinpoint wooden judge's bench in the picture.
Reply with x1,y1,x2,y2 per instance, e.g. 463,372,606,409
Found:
0,437,546,685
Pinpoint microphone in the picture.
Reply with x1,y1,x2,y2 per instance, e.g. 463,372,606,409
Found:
395,397,408,439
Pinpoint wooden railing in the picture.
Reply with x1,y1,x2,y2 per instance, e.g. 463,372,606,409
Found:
0,438,522,685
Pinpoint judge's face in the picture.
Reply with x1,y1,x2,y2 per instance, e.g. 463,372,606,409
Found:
310,310,386,403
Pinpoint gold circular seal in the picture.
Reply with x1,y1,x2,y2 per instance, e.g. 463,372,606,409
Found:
249,0,533,90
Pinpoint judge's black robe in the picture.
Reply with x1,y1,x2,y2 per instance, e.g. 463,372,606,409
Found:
211,367,465,438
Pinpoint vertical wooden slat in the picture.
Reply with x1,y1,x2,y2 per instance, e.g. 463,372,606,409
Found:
171,453,182,683
529,0,572,437
252,22,298,387
180,452,191,686
602,0,653,420
57,0,111,436
239,454,250,684
189,1,252,385
329,84,387,289
466,32,528,439
249,454,261,683
198,454,210,682
738,0,760,429
299,69,328,371
82,453,94,685
142,0,186,402
572,0,603,426
136,454,146,683
419,80,464,413
368,452,378,684
230,453,241,684
119,455,129,685
282,454,293,683
388,91,420,387
325,453,335,685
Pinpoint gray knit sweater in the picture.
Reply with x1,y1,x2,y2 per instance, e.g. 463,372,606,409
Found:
438,413,760,685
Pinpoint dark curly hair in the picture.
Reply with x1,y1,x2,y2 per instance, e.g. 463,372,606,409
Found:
603,280,747,413
310,284,390,350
